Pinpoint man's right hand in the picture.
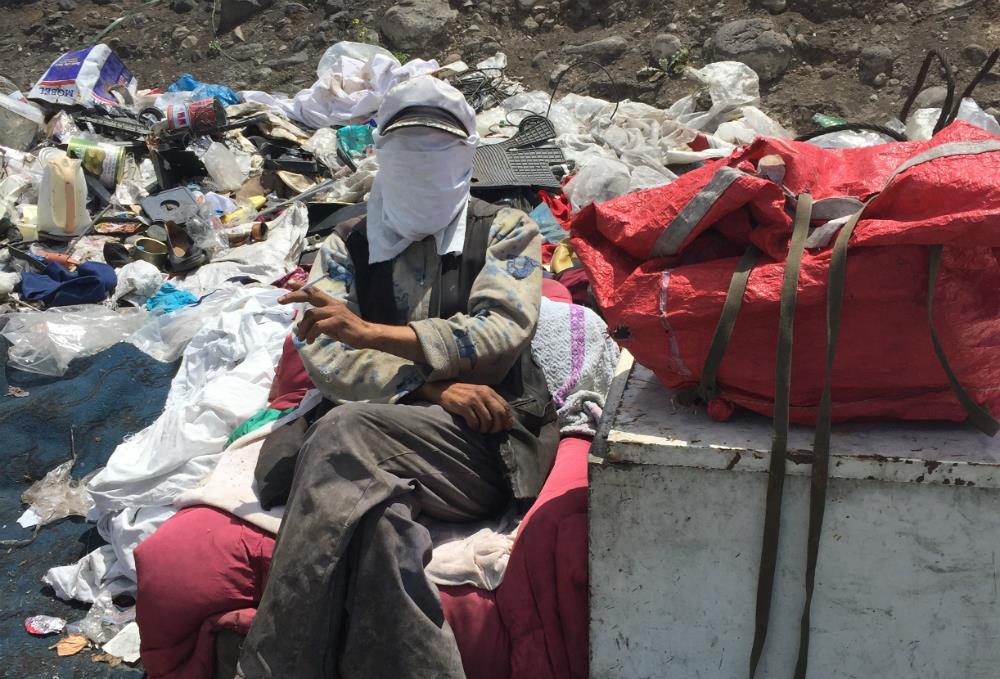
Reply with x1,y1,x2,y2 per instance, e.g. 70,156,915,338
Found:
418,382,514,434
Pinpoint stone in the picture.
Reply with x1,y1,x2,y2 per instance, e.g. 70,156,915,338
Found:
180,34,199,50
929,0,977,14
57,0,77,11
788,0,856,21
964,44,988,66
380,0,458,51
885,2,909,21
467,23,480,31
170,0,195,13
443,53,462,64
516,0,534,9
710,18,792,83
533,12,544,22
858,45,893,86
873,72,887,88
819,67,836,80
92,0,112,4
650,33,682,65
912,85,950,110
758,0,786,13
273,50,310,67
531,50,548,68
172,25,190,41
549,63,569,87
284,1,308,15
563,35,628,65
291,34,310,53
522,17,539,31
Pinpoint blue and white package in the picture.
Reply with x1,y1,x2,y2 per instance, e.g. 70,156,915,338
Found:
29,44,137,108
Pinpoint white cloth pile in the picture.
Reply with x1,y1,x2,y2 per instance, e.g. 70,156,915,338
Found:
44,285,296,603
241,42,440,128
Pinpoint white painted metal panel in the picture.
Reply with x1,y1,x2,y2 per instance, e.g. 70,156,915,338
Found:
590,355,1000,679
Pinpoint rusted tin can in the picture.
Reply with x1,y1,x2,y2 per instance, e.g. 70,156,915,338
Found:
164,98,228,132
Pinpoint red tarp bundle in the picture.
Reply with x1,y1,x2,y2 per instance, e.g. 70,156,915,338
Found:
571,122,1000,424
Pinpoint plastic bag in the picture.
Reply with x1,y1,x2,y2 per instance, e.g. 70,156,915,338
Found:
302,127,342,171
111,260,166,306
29,44,136,108
564,156,631,211
906,99,1000,140
2,305,149,376
336,124,374,159
316,42,395,79
679,61,760,132
166,73,240,106
199,141,246,192
19,458,98,528
66,591,134,645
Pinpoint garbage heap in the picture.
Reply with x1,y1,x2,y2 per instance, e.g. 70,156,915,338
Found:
3,38,1000,669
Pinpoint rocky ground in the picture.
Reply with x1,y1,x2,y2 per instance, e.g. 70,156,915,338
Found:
1,0,999,132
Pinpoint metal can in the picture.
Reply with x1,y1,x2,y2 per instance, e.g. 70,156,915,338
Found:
66,137,125,188
164,97,227,132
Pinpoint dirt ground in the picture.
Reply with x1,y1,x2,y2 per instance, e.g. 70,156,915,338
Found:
1,0,999,133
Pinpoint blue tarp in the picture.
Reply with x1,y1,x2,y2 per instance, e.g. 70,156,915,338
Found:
0,339,179,678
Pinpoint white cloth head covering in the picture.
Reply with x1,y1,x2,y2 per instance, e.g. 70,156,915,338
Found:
366,76,480,264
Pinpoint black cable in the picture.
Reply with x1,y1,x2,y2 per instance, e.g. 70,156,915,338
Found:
546,59,620,121
795,123,906,143
899,50,955,134
949,48,1000,125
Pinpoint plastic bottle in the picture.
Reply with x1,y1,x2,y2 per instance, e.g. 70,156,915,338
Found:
36,156,91,237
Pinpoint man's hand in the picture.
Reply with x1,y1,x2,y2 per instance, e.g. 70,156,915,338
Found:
280,287,372,347
418,382,514,434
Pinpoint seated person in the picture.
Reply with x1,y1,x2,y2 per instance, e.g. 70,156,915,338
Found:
237,75,558,679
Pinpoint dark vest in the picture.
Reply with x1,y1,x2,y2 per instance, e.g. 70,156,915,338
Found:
345,198,558,500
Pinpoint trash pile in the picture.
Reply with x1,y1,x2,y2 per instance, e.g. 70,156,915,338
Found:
3,36,1000,669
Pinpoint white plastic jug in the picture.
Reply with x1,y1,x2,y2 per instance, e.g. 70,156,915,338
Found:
37,155,90,237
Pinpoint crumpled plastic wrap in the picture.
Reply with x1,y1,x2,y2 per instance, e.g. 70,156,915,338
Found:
302,127,342,172
65,591,134,645
19,458,98,528
2,306,150,376
111,260,166,306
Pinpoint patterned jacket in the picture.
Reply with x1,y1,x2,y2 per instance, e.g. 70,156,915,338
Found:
296,207,543,404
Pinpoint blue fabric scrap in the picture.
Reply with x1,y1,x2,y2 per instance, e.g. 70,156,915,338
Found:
145,283,199,314
17,261,116,307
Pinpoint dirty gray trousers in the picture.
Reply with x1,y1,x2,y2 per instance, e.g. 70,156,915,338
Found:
236,401,511,679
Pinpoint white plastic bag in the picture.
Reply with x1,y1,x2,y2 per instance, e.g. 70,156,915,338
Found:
29,44,136,109
316,41,396,79
2,306,149,376
564,157,631,211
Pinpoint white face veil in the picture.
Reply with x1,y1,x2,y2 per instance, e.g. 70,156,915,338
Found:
365,76,480,264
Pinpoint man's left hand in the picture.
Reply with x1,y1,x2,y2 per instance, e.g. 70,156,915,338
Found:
280,287,372,347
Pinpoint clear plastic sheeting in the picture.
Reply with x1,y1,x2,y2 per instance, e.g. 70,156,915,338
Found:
681,61,761,132
564,157,631,211
2,305,149,376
